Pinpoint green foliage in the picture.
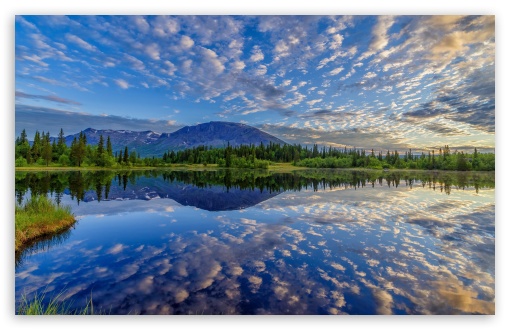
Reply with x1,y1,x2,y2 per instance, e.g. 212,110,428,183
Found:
16,290,100,315
58,154,70,166
15,156,28,167
15,195,75,251
15,129,495,171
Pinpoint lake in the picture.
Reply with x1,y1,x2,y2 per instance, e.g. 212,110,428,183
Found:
14,169,495,315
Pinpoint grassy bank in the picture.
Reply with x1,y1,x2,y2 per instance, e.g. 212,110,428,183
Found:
15,163,295,172
15,195,76,252
15,163,220,171
15,162,495,173
16,291,102,315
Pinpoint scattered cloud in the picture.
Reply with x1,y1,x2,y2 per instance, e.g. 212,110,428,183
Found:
14,15,494,151
249,45,264,62
115,79,130,89
180,35,194,49
15,104,183,137
369,16,395,52
15,90,81,105
65,33,98,52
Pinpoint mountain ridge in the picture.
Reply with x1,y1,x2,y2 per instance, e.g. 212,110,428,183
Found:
54,121,286,157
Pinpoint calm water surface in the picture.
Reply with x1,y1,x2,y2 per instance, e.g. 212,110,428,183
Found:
15,169,495,315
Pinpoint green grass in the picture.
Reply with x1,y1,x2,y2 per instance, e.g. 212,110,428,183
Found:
16,290,101,315
15,195,76,252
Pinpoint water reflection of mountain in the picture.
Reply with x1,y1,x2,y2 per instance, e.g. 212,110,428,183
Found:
79,179,281,211
15,169,495,211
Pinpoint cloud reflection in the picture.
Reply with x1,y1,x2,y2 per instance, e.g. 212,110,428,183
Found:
15,176,494,314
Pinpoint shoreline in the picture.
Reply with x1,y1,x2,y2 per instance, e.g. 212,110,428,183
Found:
15,196,76,252
14,164,495,174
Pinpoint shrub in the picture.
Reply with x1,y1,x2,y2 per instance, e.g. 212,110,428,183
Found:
15,157,28,167
58,154,70,166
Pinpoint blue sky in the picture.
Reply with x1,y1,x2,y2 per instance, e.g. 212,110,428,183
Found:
15,15,495,152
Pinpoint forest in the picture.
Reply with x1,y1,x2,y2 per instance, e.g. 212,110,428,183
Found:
15,128,495,171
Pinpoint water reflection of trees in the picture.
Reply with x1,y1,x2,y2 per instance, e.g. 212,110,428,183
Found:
15,226,73,269
15,169,495,205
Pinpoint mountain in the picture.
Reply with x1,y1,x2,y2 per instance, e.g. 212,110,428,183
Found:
59,128,162,154
57,122,286,157
148,121,286,156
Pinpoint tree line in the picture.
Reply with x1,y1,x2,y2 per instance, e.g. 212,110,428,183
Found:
15,129,140,168
15,128,495,171
294,145,495,171
156,141,495,171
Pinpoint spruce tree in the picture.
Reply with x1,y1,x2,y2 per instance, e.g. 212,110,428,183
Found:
106,136,113,156
42,132,52,166
20,129,28,144
97,134,104,156
57,128,67,156
31,130,41,162
123,146,129,164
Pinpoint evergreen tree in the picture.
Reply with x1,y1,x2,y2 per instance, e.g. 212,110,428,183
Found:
97,134,104,156
31,131,42,162
457,152,469,171
20,129,28,144
312,144,319,158
106,136,113,156
95,134,106,167
78,132,87,165
42,131,52,166
70,137,78,166
293,149,300,164
70,133,86,167
129,151,137,164
123,146,129,164
15,129,31,161
56,128,67,156
225,142,232,167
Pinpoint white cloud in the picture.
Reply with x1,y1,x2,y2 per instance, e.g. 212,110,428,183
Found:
22,54,48,67
307,99,323,106
281,79,292,87
164,60,177,76
65,33,97,52
180,35,195,50
152,16,179,37
230,60,246,71
181,59,193,74
201,47,225,75
249,46,264,62
253,65,267,76
16,16,38,30
124,54,145,71
274,40,290,56
369,16,395,52
145,43,160,60
115,79,130,89
329,34,344,50
133,16,150,33
328,66,344,76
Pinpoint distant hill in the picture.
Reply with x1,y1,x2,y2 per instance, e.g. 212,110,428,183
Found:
56,121,286,157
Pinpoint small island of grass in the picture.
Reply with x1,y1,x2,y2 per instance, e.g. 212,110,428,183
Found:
15,195,76,252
